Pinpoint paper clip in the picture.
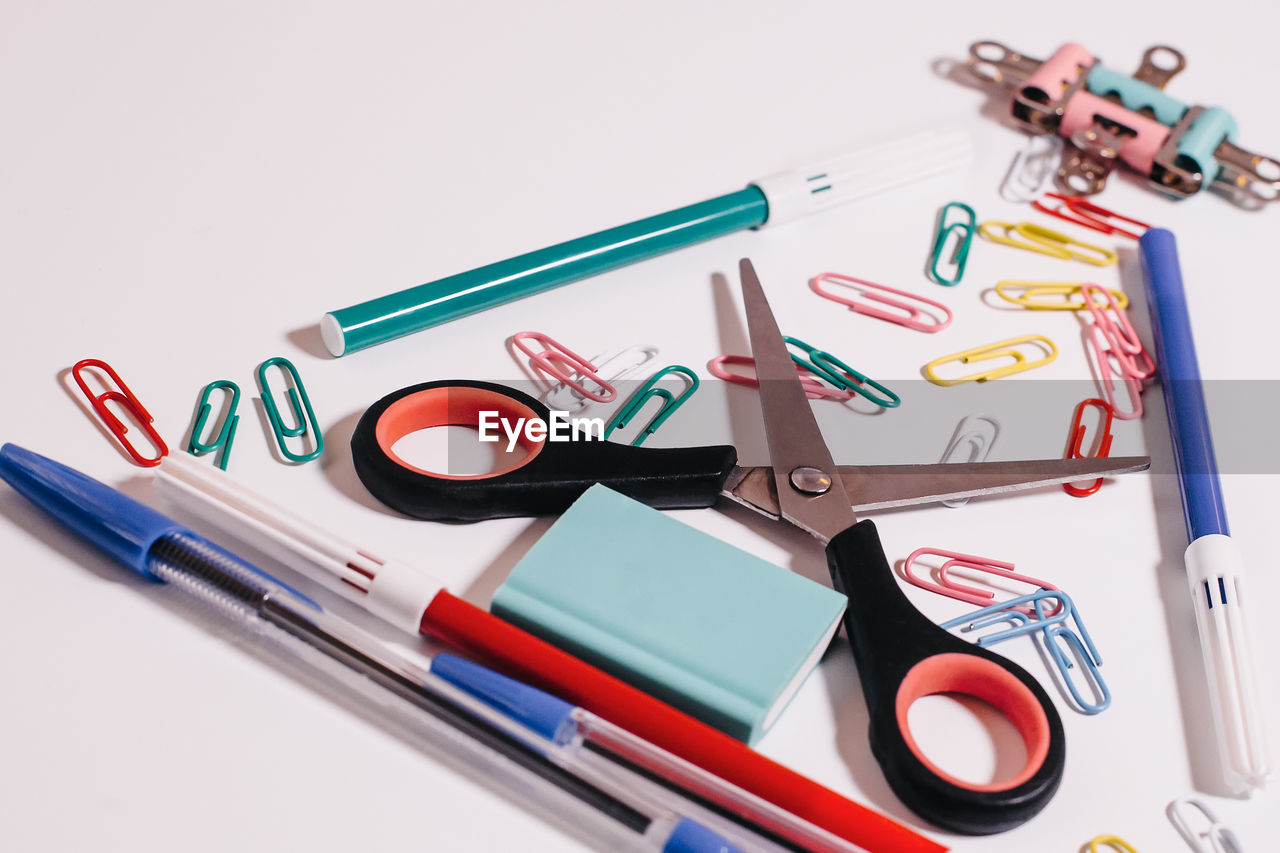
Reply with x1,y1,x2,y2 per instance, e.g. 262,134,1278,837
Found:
71,358,169,467
978,220,1118,266
256,357,324,464
1086,324,1144,420
1032,193,1151,240
928,201,977,286
902,548,1060,616
708,354,854,401
1063,398,1115,497
511,331,619,404
810,273,952,333
1088,835,1140,853
994,280,1128,311
1167,796,1244,853
1000,135,1062,202
937,414,1000,508
543,345,660,413
1081,284,1156,381
923,335,1057,386
785,337,901,408
187,380,241,471
941,590,1111,714
604,365,699,446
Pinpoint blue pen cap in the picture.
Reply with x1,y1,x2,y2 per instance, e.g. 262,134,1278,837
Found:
663,818,744,853
429,653,577,744
0,444,186,580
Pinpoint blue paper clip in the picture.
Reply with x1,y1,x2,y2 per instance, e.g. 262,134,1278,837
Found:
784,336,901,409
604,365,699,446
256,357,324,463
187,380,241,470
940,589,1111,714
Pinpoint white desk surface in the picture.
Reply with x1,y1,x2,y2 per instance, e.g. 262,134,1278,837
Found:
2,3,1277,851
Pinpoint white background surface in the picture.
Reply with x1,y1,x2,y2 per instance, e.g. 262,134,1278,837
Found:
2,2,1277,851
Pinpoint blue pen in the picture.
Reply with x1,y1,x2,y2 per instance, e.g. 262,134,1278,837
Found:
1138,231,1271,794
0,444,748,853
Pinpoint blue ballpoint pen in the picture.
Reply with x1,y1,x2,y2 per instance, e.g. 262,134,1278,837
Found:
0,443,749,853
1139,230,1271,794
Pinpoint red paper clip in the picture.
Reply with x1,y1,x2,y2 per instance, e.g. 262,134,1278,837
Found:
1063,398,1115,497
707,354,854,401
71,358,169,467
1031,193,1151,240
809,273,953,333
510,331,617,403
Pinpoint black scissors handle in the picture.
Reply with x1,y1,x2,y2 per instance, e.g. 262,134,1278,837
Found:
827,519,1065,835
351,380,738,522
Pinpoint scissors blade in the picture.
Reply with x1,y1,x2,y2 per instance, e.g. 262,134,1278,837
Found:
738,258,856,542
722,455,1151,518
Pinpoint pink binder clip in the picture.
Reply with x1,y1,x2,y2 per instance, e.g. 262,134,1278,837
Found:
809,273,953,333
1085,324,1143,420
902,547,1061,617
71,358,169,467
510,331,617,403
707,355,854,401
1081,283,1156,381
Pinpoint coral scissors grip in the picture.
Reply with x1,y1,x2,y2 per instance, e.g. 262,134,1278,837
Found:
351,379,737,522
737,258,1063,834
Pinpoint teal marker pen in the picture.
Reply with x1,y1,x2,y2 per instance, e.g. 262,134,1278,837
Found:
321,129,970,356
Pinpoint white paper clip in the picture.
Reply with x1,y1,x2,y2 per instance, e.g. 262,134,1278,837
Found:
939,414,1000,508
1000,135,1063,203
544,344,660,413
1167,796,1244,853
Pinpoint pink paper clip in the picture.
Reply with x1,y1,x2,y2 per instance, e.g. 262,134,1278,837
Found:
1063,398,1115,498
510,331,617,403
1081,284,1156,381
707,354,854,401
71,358,169,467
1031,193,1151,240
902,547,1062,617
1085,324,1143,420
809,273,953,333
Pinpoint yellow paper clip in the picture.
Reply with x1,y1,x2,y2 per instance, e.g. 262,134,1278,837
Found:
995,281,1129,311
1088,835,1139,853
923,334,1058,386
978,220,1118,266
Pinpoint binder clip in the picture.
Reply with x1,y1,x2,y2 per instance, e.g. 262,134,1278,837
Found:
965,40,1280,205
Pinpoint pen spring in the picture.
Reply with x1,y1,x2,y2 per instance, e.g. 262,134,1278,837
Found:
147,532,276,619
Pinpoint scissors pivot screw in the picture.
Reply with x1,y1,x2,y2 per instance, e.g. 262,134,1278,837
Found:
789,466,833,496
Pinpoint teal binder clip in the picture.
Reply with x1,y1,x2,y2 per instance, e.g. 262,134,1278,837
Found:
256,357,324,463
187,380,241,470
929,201,977,286
783,337,900,409
604,366,699,446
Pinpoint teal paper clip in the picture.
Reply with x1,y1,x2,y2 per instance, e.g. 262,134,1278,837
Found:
929,201,977,286
604,366,699,446
256,357,324,463
784,337,900,409
187,380,241,470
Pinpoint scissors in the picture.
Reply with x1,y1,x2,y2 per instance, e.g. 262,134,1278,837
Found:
350,259,1150,833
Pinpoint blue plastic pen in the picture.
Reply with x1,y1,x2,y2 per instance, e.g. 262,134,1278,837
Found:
1138,231,1271,793
0,443,746,852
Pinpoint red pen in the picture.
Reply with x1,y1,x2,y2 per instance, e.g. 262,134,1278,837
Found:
155,453,944,853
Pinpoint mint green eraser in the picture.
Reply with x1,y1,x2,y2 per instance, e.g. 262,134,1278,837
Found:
491,484,847,744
